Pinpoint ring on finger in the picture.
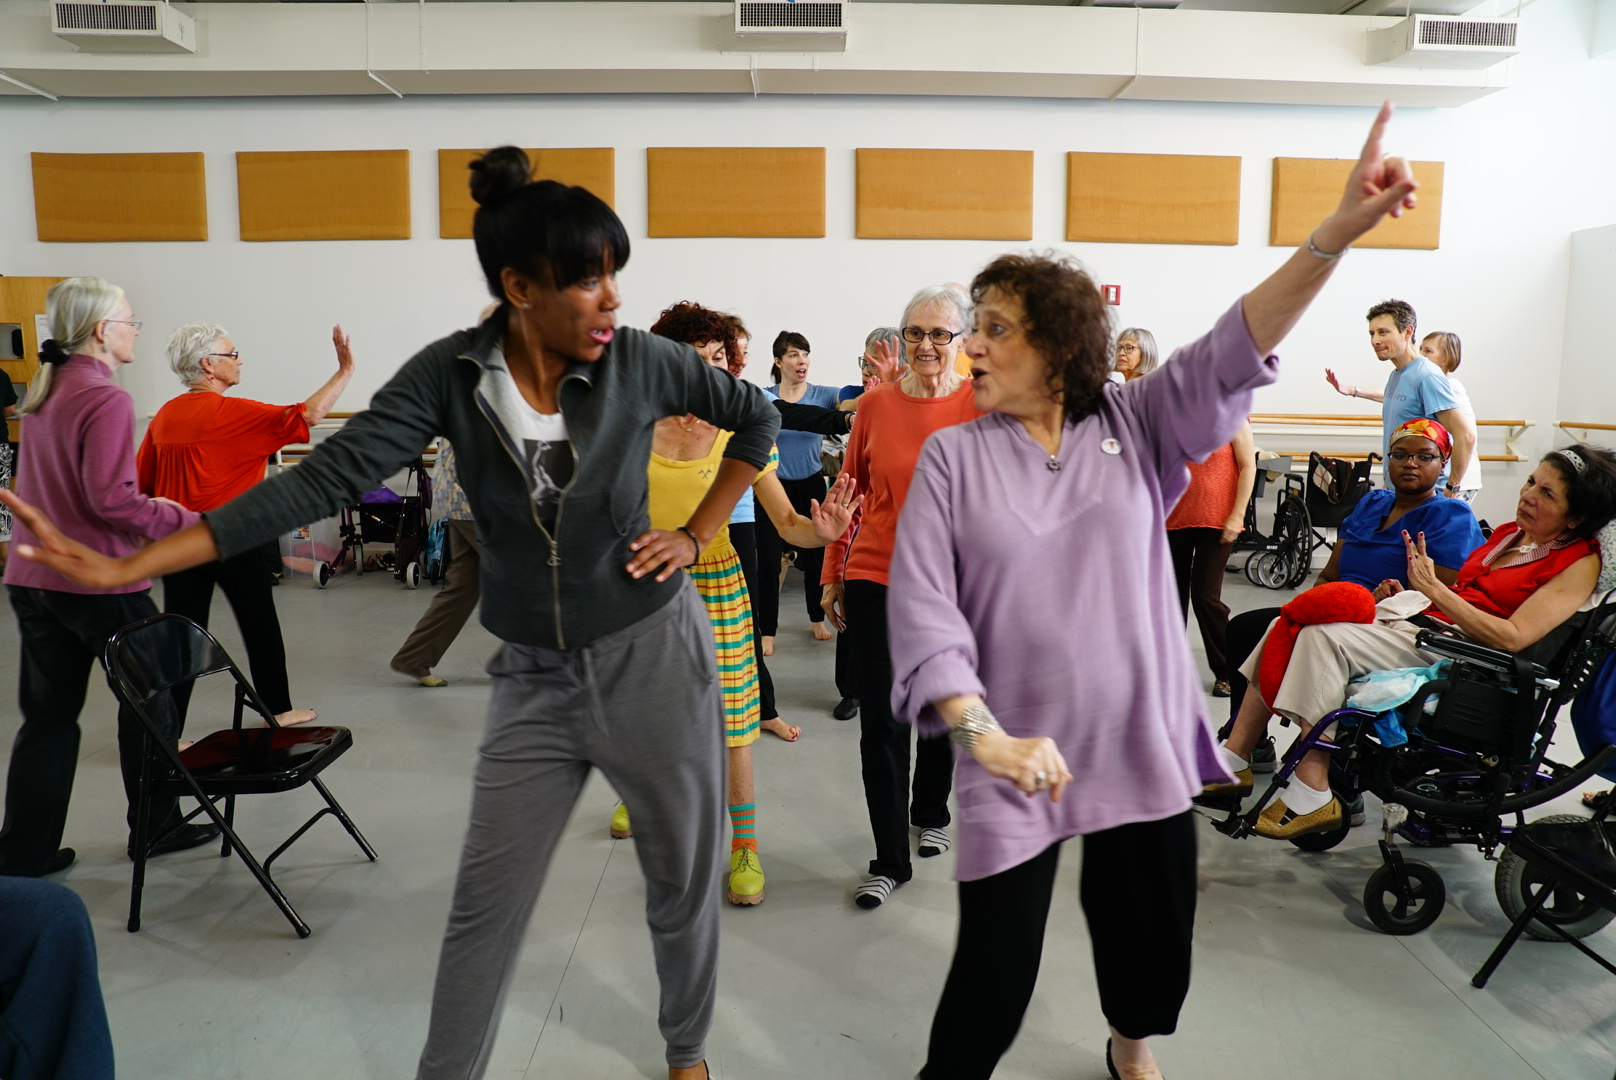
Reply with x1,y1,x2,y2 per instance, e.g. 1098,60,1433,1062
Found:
1034,770,1048,787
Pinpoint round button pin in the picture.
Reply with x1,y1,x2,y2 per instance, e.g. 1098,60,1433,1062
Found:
1100,438,1122,456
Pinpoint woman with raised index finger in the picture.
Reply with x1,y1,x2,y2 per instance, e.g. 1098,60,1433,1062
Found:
886,105,1424,1080
1,147,778,1080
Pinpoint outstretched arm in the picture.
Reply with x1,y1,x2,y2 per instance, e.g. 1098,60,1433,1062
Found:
1435,406,1476,497
303,325,357,426
1243,103,1418,355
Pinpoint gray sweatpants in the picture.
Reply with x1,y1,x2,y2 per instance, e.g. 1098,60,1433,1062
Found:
416,581,725,1077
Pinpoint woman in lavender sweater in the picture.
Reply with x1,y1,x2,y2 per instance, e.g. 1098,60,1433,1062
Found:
888,107,1421,1080
0,278,203,879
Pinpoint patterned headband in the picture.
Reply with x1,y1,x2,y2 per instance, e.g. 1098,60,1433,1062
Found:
1553,449,1588,474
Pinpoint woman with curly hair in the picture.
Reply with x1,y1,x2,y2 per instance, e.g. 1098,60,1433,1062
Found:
630,301,858,906
886,107,1424,1080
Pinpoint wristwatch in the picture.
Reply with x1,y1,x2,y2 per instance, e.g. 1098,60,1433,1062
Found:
949,703,1003,752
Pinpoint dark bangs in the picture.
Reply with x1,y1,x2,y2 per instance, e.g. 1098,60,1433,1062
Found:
472,179,631,296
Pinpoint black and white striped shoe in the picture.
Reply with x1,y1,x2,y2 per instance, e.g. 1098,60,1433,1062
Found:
854,875,899,909
917,828,951,858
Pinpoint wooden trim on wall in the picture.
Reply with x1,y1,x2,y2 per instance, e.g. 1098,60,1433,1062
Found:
1065,152,1240,245
646,148,825,238
1271,158,1444,250
855,149,1034,240
237,150,411,241
31,152,208,242
437,148,616,239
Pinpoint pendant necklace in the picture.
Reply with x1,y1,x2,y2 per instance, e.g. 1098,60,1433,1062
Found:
1046,455,1061,473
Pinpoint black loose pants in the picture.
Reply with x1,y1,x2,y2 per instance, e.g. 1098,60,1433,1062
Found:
162,546,295,717
920,811,1199,1079
845,579,952,882
0,587,183,873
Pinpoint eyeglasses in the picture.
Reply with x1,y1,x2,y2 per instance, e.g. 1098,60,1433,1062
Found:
901,327,962,346
103,319,143,331
1116,343,1140,354
206,351,242,362
1387,451,1440,464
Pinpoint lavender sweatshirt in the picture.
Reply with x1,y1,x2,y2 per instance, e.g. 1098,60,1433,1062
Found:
888,299,1278,881
5,355,198,595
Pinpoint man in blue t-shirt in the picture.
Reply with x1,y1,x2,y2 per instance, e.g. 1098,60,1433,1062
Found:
1365,299,1473,492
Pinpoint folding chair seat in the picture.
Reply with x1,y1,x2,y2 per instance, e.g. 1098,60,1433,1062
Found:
1471,818,1616,988
102,613,376,938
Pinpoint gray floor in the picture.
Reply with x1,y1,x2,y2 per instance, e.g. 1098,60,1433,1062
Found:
4,563,1615,1080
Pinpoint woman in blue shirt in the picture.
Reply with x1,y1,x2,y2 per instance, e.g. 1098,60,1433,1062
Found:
756,331,843,651
1222,419,1482,744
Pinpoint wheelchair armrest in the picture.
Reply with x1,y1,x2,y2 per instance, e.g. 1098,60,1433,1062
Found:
1415,630,1554,685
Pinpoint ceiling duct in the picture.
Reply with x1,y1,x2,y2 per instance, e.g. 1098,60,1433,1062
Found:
1367,14,1519,68
51,0,196,53
733,1,847,51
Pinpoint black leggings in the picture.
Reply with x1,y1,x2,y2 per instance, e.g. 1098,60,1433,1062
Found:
729,521,777,722
1223,607,1281,732
753,474,830,634
920,811,1199,1079
161,546,296,717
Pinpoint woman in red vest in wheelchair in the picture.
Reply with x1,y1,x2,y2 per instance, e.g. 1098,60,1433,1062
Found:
1217,442,1616,840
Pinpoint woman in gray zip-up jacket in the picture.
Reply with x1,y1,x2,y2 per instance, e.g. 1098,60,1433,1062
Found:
5,148,779,1080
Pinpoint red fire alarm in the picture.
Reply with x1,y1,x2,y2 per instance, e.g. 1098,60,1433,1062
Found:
1102,284,1122,306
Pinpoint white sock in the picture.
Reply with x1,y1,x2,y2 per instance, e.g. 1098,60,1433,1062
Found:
1218,743,1249,774
1281,778,1333,816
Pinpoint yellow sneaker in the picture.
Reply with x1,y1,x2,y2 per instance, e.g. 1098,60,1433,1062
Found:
727,847,765,905
610,802,632,839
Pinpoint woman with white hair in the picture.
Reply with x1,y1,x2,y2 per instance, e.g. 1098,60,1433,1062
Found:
821,283,982,909
136,322,355,725
1112,327,1159,382
0,277,200,878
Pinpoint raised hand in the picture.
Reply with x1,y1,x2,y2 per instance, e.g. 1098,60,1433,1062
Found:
1325,368,1349,397
332,324,354,372
1316,102,1419,253
809,475,861,543
870,338,903,385
1402,530,1442,598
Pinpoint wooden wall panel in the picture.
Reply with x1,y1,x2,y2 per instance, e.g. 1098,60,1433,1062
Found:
1065,152,1240,245
856,149,1033,240
646,148,824,238
31,152,207,242
437,148,616,239
1271,158,1444,250
0,276,68,441
237,150,410,241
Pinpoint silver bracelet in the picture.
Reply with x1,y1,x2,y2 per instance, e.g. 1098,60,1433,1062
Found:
1307,231,1348,261
949,703,1003,752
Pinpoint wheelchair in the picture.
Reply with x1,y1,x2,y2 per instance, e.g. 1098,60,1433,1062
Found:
1234,452,1380,592
1195,595,1616,937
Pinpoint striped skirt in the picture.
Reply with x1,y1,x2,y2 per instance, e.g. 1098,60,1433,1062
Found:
689,546,761,748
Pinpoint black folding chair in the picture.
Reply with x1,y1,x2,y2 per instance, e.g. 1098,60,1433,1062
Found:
103,613,376,938
1471,816,1616,989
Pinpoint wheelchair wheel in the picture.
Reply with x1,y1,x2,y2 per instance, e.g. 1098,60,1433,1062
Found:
1245,551,1289,590
1289,810,1352,852
1274,497,1312,588
1363,859,1446,935
1494,815,1616,941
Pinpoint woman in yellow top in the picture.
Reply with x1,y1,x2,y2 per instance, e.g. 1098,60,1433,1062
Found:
619,302,858,907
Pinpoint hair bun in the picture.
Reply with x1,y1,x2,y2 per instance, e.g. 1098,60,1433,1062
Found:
38,338,70,365
469,146,533,207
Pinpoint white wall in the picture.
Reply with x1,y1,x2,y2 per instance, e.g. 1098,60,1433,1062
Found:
1557,221,1616,443
1,0,1612,526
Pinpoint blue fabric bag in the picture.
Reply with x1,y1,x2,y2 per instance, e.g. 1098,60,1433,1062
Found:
1343,660,1451,748
1572,651,1616,784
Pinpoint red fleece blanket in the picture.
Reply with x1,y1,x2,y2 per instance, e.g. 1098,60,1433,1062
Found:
1258,581,1378,705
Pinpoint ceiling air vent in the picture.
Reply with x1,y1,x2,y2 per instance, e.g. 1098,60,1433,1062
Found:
52,0,196,54
734,0,847,51
1367,14,1519,69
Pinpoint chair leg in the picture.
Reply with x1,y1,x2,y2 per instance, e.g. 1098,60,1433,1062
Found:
222,794,235,859
312,778,378,861
128,785,152,934
1472,878,1553,988
180,780,312,939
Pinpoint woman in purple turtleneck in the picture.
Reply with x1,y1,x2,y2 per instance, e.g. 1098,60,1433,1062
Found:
888,106,1422,1080
0,277,204,880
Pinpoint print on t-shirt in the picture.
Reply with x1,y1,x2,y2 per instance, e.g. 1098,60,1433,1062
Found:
520,436,573,535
